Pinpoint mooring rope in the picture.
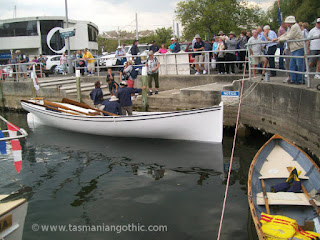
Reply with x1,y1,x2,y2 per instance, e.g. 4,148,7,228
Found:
217,62,247,240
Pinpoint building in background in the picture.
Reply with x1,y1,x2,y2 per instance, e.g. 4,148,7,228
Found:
0,16,98,63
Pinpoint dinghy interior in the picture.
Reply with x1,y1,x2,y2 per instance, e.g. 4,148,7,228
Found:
248,135,320,238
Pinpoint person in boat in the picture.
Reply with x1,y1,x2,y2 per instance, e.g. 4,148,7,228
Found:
106,68,119,95
116,81,146,115
101,95,121,116
90,81,104,108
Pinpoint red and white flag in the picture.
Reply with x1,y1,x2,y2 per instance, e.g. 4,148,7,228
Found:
7,122,22,173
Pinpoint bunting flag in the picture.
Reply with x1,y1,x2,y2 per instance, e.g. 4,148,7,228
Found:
31,65,40,91
6,122,22,173
0,127,7,155
277,0,282,26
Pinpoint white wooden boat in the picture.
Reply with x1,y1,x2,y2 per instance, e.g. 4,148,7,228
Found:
248,135,320,239
21,99,223,143
0,116,28,240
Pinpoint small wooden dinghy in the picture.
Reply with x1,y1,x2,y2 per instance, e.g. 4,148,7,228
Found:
21,98,223,143
248,135,320,239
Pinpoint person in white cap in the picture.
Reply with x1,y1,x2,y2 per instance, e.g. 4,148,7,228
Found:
116,81,146,115
273,15,305,84
193,34,205,75
115,45,126,67
169,38,176,52
101,95,121,115
307,18,320,79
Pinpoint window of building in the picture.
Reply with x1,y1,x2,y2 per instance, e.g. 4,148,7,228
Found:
88,25,98,42
40,20,65,55
0,21,38,37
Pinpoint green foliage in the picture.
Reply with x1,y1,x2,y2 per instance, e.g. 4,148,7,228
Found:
98,27,173,53
175,0,265,40
268,0,320,30
139,27,173,47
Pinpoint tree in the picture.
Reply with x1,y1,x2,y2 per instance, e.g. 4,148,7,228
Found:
268,0,320,30
175,0,265,40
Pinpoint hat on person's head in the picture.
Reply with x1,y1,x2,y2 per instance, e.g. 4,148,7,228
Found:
194,34,201,39
229,31,236,36
148,50,154,56
109,96,119,101
127,60,134,65
218,31,224,35
120,81,127,86
171,37,175,41
284,16,296,24
263,25,271,30
117,46,121,49
317,18,320,23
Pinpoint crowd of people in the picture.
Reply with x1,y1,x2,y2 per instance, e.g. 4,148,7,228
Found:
3,50,47,80
90,42,162,116
90,16,320,115
134,17,319,82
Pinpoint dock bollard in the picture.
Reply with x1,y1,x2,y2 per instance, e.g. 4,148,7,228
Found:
264,72,270,82
141,66,148,112
76,70,81,103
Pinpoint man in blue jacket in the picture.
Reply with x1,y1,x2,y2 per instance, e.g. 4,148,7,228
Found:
89,81,104,107
101,95,121,115
116,81,146,115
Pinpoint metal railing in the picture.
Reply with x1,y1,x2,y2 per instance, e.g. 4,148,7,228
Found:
246,36,320,88
72,49,249,77
0,62,45,81
1,38,317,87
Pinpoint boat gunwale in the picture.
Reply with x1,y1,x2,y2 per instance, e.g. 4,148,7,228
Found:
0,198,27,219
247,134,320,239
21,100,223,123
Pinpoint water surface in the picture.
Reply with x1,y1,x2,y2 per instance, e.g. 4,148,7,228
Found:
0,112,269,240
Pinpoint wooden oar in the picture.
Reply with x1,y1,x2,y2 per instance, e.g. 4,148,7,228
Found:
21,100,80,116
43,100,95,116
61,98,119,117
261,179,271,214
287,167,320,216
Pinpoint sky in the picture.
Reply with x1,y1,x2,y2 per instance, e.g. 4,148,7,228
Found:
0,0,275,33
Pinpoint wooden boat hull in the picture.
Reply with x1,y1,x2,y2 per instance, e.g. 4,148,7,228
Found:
21,100,223,143
0,195,28,240
248,135,320,239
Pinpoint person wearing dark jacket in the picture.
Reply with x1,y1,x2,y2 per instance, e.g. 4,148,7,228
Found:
116,81,146,115
149,41,159,53
172,38,181,53
101,96,121,115
131,40,141,65
90,81,104,107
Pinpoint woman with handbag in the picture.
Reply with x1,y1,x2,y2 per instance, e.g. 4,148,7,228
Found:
217,37,226,74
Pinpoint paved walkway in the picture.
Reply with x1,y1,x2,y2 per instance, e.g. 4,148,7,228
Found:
250,74,320,90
